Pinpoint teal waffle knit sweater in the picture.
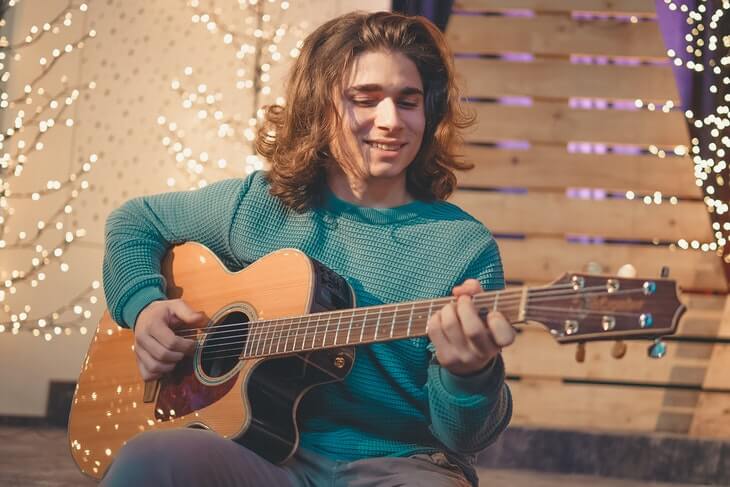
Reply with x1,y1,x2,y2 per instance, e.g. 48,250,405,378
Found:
102,170,511,480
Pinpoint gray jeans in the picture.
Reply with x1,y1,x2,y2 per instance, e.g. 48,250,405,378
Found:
101,429,473,487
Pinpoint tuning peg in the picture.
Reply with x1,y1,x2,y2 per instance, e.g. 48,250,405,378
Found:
575,342,586,363
617,264,637,278
648,339,667,359
611,340,627,359
661,266,670,278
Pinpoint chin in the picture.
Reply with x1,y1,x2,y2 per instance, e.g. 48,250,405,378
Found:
367,166,407,179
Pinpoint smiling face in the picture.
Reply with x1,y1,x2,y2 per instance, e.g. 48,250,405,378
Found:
330,50,426,190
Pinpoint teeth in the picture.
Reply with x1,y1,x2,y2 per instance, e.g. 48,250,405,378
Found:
369,142,401,151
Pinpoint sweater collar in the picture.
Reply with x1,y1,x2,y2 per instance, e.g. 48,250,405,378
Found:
322,187,431,224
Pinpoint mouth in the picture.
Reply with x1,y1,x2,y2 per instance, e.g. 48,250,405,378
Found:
365,140,407,151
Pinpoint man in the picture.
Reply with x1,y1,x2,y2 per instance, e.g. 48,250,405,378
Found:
101,11,515,486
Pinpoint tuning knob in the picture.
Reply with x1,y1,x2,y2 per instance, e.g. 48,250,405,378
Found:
648,339,667,359
575,342,586,363
611,340,627,359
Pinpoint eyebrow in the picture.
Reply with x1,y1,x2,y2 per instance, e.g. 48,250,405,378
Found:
347,84,424,96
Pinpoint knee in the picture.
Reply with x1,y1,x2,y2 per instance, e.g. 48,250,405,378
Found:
101,429,202,486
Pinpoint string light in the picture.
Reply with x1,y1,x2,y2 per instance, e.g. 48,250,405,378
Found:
160,0,306,190
0,1,101,339
659,1,730,257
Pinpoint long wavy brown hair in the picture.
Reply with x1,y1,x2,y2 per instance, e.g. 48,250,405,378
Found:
255,11,474,211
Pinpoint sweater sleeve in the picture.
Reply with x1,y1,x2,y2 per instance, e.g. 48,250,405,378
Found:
102,177,253,329
425,235,513,454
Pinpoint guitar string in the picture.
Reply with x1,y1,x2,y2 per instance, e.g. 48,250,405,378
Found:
201,304,672,361
191,288,662,360
174,284,542,339
179,284,655,349
173,282,590,339
180,285,655,356
176,282,649,343
178,286,607,353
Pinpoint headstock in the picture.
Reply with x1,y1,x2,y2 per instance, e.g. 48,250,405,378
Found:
524,273,685,344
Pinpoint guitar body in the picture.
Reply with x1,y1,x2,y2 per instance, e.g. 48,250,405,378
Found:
68,244,355,480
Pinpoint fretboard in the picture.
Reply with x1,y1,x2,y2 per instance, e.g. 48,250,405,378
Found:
240,289,525,359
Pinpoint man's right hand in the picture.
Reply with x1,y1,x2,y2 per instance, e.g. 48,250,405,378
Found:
133,299,204,381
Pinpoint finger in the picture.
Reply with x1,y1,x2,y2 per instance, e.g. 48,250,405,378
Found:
168,300,207,327
426,311,453,363
136,359,152,381
453,279,483,297
150,320,197,356
439,302,469,351
456,295,492,357
138,330,185,363
487,311,517,348
136,342,176,378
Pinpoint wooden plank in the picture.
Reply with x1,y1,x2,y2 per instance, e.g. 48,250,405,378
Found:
457,146,699,198
505,327,714,385
690,296,730,437
453,0,657,15
455,58,678,101
497,237,726,292
447,15,666,58
468,102,689,146
508,378,698,433
452,191,711,242
676,293,728,338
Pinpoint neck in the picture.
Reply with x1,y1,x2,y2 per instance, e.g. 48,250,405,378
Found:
326,165,412,208
238,288,526,358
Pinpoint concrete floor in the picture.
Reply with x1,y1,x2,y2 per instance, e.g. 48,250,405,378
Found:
0,426,714,486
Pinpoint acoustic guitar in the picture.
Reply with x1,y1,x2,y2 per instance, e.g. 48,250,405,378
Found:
68,243,685,479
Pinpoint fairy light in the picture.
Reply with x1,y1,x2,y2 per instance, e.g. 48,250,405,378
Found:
159,0,306,190
0,2,102,338
653,1,729,266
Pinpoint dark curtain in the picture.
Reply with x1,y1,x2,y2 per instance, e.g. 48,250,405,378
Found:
391,0,454,32
656,1,730,285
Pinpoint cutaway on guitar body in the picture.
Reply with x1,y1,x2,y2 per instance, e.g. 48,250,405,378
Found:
68,244,356,480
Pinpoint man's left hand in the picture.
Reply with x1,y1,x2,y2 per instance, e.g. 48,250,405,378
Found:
427,279,516,376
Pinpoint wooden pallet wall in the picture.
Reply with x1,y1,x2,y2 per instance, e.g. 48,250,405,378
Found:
446,0,730,437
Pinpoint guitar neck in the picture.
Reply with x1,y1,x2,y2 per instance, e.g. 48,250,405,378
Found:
240,289,526,358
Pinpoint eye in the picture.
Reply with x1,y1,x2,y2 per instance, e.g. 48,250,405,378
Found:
398,100,420,108
352,98,378,107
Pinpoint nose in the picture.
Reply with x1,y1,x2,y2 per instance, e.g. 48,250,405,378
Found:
374,97,403,132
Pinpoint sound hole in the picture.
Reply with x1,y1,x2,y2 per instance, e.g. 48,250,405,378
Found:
200,311,249,378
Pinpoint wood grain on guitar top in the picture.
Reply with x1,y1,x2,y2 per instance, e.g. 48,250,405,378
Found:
68,243,355,480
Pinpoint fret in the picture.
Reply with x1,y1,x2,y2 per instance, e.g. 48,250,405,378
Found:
283,318,294,352
345,309,355,344
264,321,274,356
267,320,277,356
250,322,261,357
284,318,294,352
493,290,500,311
518,287,528,322
321,313,331,348
310,314,320,350
426,301,433,333
373,308,383,340
243,323,254,358
260,321,271,356
333,311,342,345
256,321,267,357
406,303,415,336
359,309,368,343
275,318,284,354
389,305,397,338
297,317,309,351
